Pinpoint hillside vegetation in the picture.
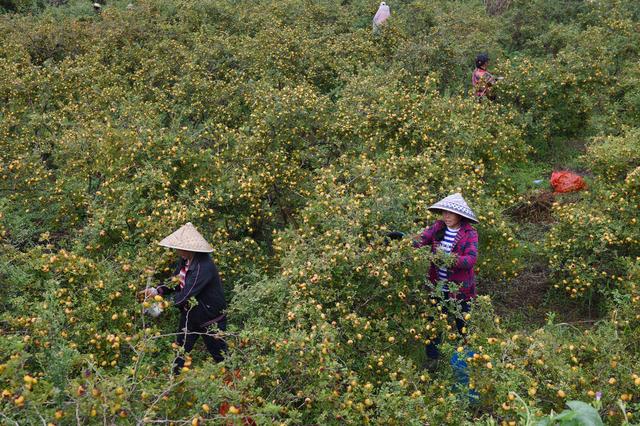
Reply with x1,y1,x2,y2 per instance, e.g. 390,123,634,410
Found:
1,0,639,424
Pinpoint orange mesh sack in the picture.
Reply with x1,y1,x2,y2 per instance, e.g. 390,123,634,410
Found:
550,171,587,193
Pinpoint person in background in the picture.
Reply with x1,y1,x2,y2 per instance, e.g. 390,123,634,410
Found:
472,53,499,100
141,222,227,374
372,2,390,32
413,193,479,372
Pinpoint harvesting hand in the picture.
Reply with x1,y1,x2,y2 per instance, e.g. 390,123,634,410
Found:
139,287,158,299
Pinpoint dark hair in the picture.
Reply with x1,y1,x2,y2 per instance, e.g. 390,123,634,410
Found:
475,53,489,68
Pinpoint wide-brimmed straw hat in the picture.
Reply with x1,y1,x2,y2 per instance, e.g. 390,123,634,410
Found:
428,193,479,223
158,222,214,253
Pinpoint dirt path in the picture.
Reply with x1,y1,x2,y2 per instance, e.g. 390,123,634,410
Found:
485,140,600,328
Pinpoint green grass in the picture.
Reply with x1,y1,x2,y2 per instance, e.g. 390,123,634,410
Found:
503,138,587,195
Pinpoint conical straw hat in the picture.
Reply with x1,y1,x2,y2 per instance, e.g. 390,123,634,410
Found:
158,222,214,253
428,193,479,223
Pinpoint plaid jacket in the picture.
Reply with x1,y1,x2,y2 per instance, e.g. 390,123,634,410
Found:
472,68,496,97
414,220,479,301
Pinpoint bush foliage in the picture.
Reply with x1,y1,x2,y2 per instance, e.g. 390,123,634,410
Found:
1,0,639,424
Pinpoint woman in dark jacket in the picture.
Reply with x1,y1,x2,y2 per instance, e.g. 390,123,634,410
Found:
413,193,479,371
143,222,227,374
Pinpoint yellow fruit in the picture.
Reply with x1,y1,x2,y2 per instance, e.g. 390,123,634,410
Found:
228,405,240,415
202,404,210,413
557,390,566,398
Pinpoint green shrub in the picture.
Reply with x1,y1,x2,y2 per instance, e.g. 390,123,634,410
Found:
1,0,640,424
585,128,640,181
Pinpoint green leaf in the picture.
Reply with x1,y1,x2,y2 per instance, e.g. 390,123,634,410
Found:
552,409,577,422
565,401,604,426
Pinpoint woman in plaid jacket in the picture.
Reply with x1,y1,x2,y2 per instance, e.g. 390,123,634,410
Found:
413,193,479,370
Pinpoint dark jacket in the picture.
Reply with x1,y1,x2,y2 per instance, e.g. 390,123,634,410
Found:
414,220,479,301
158,252,227,318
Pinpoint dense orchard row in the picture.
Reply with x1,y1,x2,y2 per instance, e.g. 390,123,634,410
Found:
0,0,639,424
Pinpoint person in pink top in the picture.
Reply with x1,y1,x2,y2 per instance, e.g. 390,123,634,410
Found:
373,2,391,31
472,53,498,100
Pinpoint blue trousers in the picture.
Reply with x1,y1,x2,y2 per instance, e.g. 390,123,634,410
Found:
425,298,471,360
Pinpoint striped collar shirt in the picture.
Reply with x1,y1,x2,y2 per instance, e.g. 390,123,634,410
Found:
178,259,191,289
437,227,460,290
